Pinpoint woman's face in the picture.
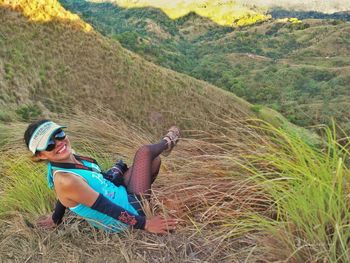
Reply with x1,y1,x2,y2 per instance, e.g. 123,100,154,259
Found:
37,134,73,162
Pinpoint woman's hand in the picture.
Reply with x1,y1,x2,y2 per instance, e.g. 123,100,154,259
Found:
144,216,178,234
36,214,57,229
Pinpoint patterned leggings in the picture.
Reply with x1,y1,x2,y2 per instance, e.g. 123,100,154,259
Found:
123,140,168,200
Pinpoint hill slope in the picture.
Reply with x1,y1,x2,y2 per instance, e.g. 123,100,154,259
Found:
0,1,258,135
60,0,350,132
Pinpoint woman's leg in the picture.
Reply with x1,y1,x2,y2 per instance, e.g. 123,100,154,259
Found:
124,156,161,186
124,142,167,200
150,156,161,183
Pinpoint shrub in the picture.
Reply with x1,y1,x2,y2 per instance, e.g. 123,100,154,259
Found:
15,104,42,121
0,110,13,123
250,105,262,113
4,63,15,81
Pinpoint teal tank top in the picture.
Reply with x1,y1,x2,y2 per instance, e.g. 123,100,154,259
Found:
47,159,139,232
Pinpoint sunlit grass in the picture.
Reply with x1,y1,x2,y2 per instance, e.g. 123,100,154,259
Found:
1,0,92,31
92,0,270,27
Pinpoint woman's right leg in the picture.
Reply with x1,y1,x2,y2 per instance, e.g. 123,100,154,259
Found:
124,156,161,186
124,126,180,201
124,142,167,200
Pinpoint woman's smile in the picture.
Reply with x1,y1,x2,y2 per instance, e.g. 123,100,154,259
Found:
55,143,68,154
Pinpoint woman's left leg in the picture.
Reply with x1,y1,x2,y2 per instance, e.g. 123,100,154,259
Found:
151,156,161,183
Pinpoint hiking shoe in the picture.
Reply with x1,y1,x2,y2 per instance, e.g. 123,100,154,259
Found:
162,126,180,157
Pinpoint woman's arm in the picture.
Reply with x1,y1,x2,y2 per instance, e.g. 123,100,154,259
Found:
55,172,177,233
36,200,66,229
52,199,66,225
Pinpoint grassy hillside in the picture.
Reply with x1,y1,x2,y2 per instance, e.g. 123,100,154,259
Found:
0,1,349,262
0,1,259,136
60,0,350,134
270,8,350,21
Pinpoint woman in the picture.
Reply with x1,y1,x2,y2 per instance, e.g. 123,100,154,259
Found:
24,119,180,234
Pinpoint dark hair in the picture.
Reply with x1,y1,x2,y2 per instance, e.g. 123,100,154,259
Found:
24,119,51,149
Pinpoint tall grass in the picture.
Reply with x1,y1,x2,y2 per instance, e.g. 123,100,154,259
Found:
2,115,348,261
0,156,55,216
241,121,350,262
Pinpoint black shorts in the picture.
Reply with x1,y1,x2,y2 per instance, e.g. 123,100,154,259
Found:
127,194,146,216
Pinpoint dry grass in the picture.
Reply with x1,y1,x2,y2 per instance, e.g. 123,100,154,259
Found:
1,112,348,262
0,113,272,263
0,213,258,263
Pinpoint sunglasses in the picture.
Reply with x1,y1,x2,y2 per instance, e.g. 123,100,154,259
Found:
43,129,66,152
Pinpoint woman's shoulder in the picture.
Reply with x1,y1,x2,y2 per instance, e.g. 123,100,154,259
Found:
54,171,83,189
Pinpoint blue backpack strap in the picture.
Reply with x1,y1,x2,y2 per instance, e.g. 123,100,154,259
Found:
47,162,54,189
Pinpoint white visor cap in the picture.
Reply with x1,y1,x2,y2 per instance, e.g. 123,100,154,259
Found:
28,121,66,154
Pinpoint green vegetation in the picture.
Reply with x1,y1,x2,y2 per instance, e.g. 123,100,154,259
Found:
250,105,263,113
270,8,350,21
60,0,350,134
239,121,350,261
0,158,55,215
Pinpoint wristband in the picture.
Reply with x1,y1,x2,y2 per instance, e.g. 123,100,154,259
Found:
52,200,66,225
91,194,146,229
